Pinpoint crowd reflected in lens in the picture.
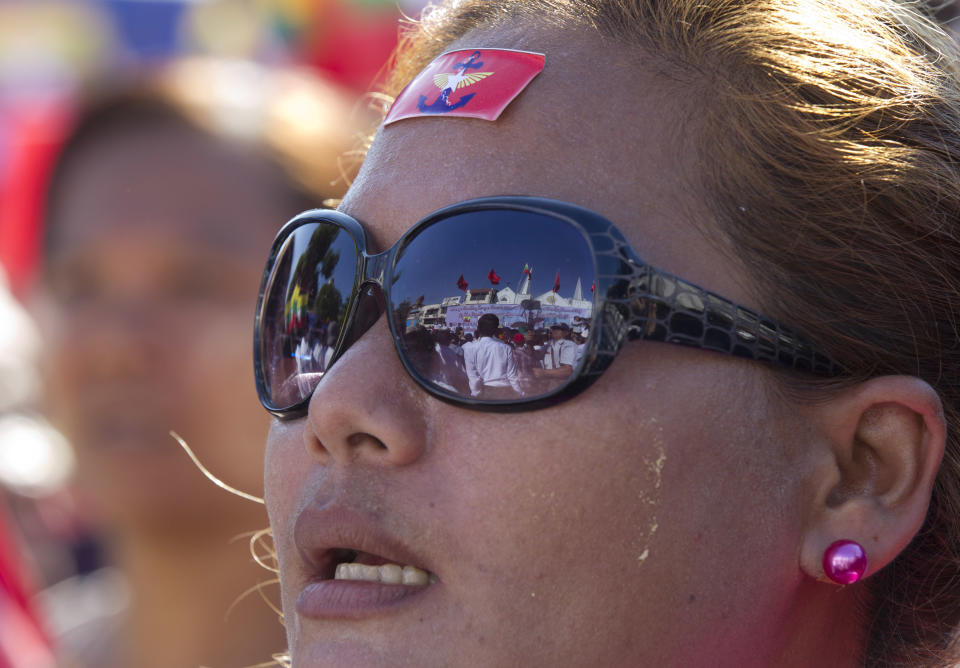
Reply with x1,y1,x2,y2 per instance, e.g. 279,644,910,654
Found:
397,312,591,401
258,222,357,409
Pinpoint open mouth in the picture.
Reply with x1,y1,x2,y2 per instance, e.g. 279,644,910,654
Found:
327,549,438,586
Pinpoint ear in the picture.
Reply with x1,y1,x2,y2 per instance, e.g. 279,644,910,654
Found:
799,376,946,583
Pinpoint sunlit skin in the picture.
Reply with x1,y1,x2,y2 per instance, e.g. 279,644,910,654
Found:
41,120,291,668
265,23,945,667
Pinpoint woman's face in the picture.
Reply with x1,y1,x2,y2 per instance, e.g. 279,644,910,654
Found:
266,26,811,666
43,121,287,530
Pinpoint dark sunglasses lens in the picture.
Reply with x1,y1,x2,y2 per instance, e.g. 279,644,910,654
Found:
389,209,595,403
258,222,358,410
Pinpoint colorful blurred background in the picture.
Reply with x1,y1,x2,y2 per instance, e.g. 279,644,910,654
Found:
1,0,425,296
0,2,423,666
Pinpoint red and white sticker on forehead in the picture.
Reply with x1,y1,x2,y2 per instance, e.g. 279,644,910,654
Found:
384,49,546,125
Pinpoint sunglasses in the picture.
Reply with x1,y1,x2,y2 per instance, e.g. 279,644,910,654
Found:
254,196,839,418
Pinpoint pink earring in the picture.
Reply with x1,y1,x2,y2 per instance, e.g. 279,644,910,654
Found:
822,540,868,585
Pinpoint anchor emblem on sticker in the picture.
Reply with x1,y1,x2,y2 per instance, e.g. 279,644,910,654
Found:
385,48,545,125
416,51,493,114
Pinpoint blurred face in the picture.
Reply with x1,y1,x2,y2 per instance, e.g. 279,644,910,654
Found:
265,25,810,667
43,120,293,531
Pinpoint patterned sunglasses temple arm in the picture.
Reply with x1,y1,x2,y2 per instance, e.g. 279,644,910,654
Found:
584,224,840,380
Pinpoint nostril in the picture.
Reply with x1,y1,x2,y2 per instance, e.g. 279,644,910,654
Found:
304,434,331,461
346,432,388,450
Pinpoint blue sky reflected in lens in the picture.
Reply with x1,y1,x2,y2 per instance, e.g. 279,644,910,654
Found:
391,211,594,307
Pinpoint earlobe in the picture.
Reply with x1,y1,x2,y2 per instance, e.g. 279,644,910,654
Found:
798,376,946,584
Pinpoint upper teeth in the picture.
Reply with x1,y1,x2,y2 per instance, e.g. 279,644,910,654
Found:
334,562,434,585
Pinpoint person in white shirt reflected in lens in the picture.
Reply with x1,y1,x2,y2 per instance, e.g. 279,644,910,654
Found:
462,313,522,399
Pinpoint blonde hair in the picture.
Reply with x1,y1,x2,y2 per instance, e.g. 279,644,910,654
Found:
375,1,960,665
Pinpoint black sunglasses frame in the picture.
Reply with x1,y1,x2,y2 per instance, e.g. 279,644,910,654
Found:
254,196,839,419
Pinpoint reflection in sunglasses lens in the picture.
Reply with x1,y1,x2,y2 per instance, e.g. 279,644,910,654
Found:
260,223,358,409
390,210,595,402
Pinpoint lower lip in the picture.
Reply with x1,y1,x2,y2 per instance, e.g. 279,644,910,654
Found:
296,580,435,619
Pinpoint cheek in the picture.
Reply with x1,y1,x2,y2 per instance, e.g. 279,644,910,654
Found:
171,305,254,390
417,353,798,662
263,418,314,635
264,419,307,548
419,407,669,661
160,306,268,484
449,415,666,560
43,341,81,425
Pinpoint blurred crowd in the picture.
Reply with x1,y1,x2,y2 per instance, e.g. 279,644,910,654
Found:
0,1,424,666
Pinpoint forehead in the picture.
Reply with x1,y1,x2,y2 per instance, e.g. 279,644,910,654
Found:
340,22,753,305
49,121,287,256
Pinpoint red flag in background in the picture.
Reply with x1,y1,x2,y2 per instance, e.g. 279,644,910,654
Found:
488,268,501,285
457,274,469,291
590,281,595,293
552,272,560,293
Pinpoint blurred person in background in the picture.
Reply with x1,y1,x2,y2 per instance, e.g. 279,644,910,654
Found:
33,58,358,668
0,268,58,668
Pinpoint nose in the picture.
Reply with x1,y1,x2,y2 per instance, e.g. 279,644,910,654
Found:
302,288,429,468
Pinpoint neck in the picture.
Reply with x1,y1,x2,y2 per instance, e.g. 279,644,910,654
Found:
114,523,285,668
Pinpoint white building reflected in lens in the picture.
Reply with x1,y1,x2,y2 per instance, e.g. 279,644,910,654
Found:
405,269,593,334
